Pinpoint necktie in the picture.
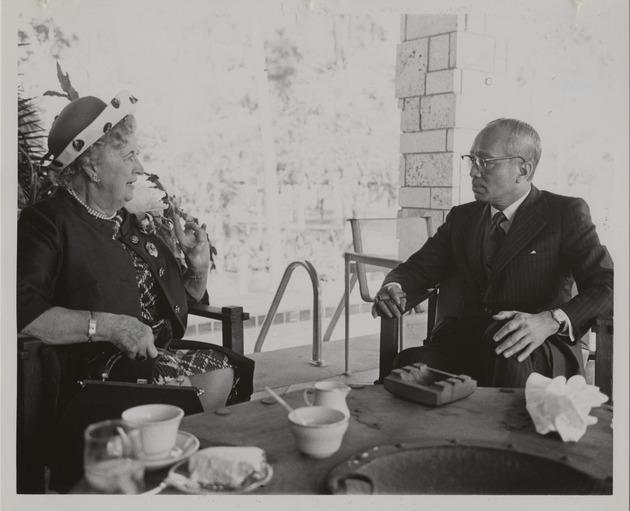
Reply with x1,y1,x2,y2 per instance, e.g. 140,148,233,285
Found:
484,211,508,267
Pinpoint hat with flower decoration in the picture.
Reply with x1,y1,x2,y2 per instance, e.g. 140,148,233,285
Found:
45,90,138,170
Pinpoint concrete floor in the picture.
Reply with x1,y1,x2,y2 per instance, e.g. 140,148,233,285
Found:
187,308,430,400
183,270,431,398
248,334,381,400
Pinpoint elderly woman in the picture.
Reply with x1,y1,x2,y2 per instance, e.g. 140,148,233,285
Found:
17,90,253,413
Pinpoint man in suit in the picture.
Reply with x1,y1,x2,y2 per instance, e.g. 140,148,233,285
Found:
372,118,613,387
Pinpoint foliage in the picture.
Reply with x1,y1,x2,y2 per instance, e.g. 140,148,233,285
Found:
266,15,399,208
18,60,100,209
15,7,622,287
126,173,218,272
17,24,71,209
17,48,215,271
16,12,400,284
261,15,399,278
17,86,52,208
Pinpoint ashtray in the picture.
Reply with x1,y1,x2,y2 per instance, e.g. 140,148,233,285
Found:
384,363,476,406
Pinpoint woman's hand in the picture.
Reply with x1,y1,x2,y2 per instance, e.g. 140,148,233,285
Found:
21,308,157,360
173,214,210,275
102,314,158,360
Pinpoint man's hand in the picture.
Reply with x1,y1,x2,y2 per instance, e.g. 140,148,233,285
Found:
371,284,407,319
173,214,210,275
103,314,158,360
492,310,560,362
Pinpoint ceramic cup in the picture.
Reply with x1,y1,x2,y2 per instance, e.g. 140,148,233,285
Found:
121,404,184,460
288,406,349,459
303,381,351,417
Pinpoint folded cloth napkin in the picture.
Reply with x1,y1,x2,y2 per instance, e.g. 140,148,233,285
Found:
525,373,608,442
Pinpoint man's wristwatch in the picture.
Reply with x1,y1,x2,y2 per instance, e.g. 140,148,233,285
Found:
550,308,568,333
88,311,96,342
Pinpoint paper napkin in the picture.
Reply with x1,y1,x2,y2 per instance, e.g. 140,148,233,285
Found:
525,373,608,442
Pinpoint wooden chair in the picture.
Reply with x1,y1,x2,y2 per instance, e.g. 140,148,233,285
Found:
377,295,436,383
16,304,249,494
588,316,613,401
339,216,435,374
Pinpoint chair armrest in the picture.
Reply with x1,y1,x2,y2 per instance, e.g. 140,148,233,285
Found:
188,304,250,355
345,252,402,302
401,288,438,314
590,316,613,402
17,336,47,493
189,303,250,322
344,251,401,270
377,287,438,383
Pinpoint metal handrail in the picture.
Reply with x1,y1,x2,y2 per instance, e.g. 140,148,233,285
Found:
253,260,325,366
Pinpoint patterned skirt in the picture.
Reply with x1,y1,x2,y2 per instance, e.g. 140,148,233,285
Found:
152,348,239,399
119,246,241,398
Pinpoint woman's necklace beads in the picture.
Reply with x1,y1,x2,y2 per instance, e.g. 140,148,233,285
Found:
68,188,117,221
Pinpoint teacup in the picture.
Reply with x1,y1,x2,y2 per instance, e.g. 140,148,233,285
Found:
288,406,349,459
121,404,184,460
303,381,351,417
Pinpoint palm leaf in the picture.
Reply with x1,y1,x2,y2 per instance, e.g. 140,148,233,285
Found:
17,94,50,206
18,62,81,209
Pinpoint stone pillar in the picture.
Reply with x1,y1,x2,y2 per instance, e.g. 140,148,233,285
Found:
395,14,520,342
395,14,517,238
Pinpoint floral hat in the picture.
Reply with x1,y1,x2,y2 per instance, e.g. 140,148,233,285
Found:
46,90,138,170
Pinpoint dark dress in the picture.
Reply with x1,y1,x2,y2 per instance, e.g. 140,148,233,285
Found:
18,188,253,395
17,189,255,491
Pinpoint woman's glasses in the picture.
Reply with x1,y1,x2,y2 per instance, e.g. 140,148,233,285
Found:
461,154,526,171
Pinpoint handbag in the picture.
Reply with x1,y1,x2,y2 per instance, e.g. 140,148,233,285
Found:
48,349,204,493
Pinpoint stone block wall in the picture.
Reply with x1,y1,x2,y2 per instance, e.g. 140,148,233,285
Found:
394,13,518,341
395,14,516,237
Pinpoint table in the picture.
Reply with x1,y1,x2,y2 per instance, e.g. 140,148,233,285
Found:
73,385,613,494
174,385,613,494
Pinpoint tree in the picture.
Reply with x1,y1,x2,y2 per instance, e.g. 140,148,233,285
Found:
17,18,77,210
262,14,400,278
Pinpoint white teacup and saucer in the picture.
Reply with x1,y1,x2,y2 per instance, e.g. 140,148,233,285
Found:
140,430,200,470
121,404,200,470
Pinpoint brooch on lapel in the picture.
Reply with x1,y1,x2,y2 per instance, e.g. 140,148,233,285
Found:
145,241,158,257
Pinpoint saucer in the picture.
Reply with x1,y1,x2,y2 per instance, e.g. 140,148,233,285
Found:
167,459,273,494
142,431,200,471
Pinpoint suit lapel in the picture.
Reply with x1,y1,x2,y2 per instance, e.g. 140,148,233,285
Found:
489,186,548,284
462,203,489,289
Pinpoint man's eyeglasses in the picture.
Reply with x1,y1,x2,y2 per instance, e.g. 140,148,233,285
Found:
461,154,526,171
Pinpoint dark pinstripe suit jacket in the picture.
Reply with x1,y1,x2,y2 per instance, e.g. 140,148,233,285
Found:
384,186,613,370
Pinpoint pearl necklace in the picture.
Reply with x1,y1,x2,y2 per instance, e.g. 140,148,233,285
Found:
68,188,117,221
